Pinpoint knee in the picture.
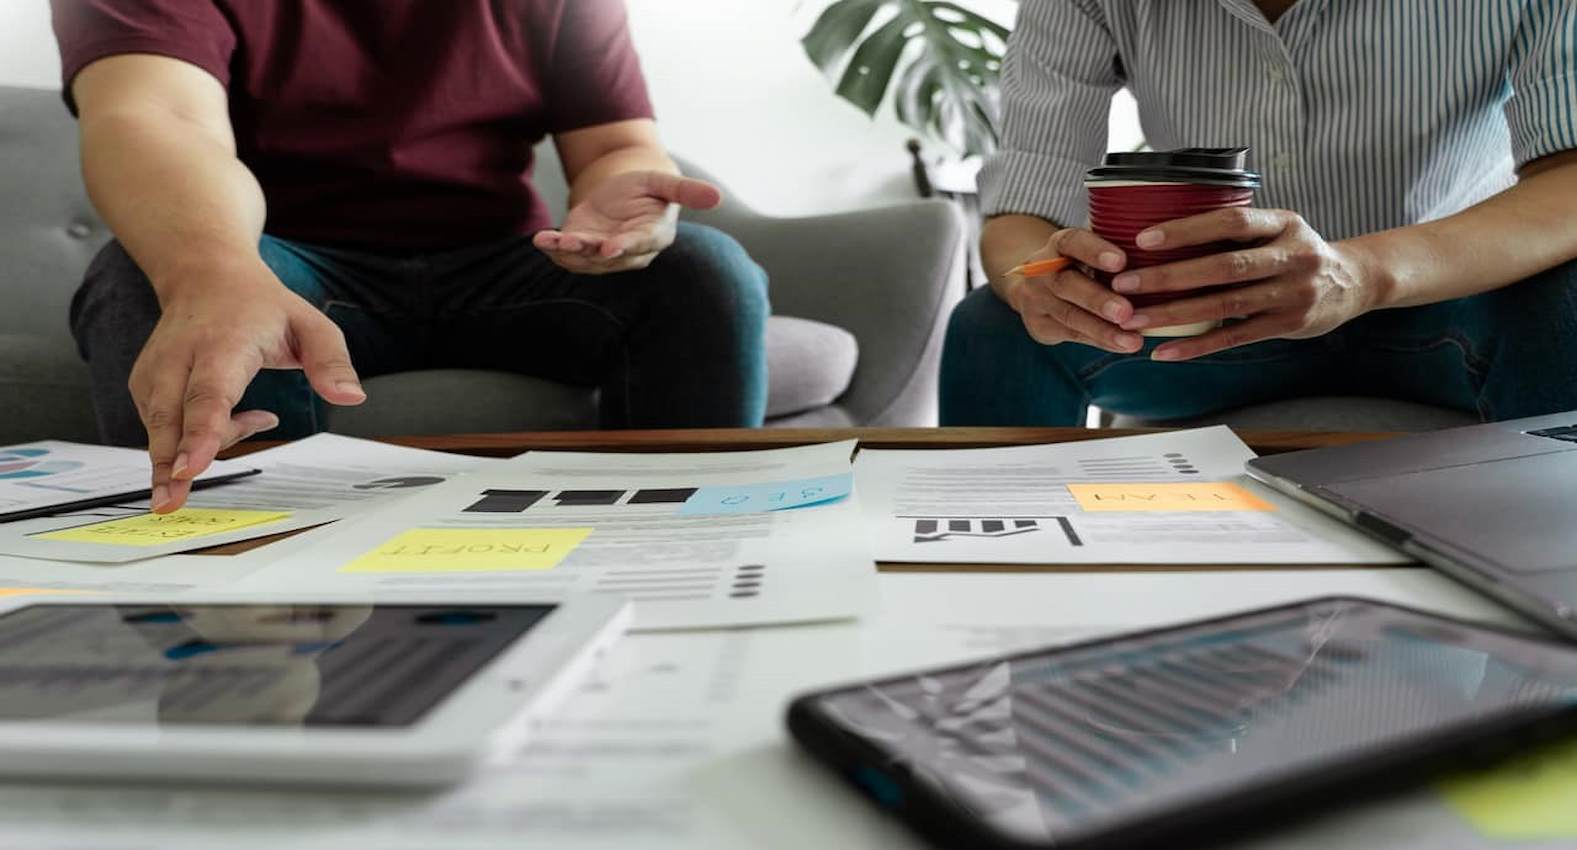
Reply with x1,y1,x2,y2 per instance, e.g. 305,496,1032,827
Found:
71,241,159,359
648,223,770,327
943,286,1027,365
1476,260,1577,341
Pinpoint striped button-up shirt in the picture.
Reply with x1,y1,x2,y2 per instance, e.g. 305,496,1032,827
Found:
980,0,1577,242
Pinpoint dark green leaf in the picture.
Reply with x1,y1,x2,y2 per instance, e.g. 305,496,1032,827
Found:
802,0,891,74
834,12,917,116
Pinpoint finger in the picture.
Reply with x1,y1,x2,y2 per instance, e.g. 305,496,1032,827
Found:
221,410,280,450
1047,269,1135,325
173,346,262,483
1111,244,1300,295
640,173,723,211
1151,314,1298,362
1022,293,1143,353
1124,280,1300,332
561,232,610,256
1134,207,1298,251
1044,229,1127,274
292,313,365,406
533,231,564,251
138,371,188,514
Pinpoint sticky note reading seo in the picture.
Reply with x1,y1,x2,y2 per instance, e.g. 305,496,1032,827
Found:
1438,737,1577,839
679,474,853,516
340,528,592,574
1068,482,1275,513
35,509,293,547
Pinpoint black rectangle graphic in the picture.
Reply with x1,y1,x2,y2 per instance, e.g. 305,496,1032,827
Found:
463,490,548,513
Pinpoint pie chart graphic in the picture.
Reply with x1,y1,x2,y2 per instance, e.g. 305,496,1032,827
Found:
0,448,85,481
354,476,447,490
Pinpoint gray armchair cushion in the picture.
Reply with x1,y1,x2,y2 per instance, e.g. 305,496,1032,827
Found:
0,334,99,444
1111,396,1479,432
765,316,858,419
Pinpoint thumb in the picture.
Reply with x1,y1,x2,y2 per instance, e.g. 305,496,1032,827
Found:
640,172,723,211
293,312,366,406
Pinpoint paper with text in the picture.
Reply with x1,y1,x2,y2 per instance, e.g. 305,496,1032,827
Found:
854,427,1410,565
234,441,876,631
0,441,255,522
0,435,492,563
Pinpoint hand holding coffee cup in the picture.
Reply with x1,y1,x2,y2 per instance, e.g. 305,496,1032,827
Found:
1003,226,1146,354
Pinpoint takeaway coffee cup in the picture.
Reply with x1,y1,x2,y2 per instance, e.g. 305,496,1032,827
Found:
1085,147,1262,337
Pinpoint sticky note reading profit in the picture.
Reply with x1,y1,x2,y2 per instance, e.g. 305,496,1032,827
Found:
1439,737,1577,839
679,474,853,516
341,528,592,574
35,509,293,547
1068,482,1275,513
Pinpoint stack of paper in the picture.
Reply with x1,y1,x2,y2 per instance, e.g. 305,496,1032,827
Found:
853,426,1409,566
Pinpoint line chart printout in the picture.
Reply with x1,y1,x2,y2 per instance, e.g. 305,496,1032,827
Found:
0,441,257,522
0,435,491,564
854,427,1409,566
233,441,878,631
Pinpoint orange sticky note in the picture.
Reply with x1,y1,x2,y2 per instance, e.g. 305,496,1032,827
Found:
1068,482,1275,512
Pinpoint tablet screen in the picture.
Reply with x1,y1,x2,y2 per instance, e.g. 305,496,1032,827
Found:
0,603,554,727
808,600,1577,846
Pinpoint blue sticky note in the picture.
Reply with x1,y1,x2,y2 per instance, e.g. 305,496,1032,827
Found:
679,474,852,516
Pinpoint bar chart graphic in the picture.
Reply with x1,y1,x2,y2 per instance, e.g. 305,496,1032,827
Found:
910,517,1082,546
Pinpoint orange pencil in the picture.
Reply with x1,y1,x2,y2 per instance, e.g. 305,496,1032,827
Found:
1007,257,1072,278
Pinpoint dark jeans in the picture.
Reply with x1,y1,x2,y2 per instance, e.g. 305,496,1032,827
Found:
940,260,1577,425
72,223,771,445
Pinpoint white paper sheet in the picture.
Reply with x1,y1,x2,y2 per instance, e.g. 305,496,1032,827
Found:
0,441,255,521
0,435,491,564
0,568,1528,850
854,427,1410,565
230,441,878,631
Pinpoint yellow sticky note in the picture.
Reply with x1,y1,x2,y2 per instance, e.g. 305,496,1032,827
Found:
1439,737,1577,838
35,509,293,547
340,528,592,574
0,588,87,598
1068,482,1275,512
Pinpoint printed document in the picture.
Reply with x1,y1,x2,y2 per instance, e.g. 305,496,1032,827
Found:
232,441,878,631
0,435,490,564
854,427,1409,565
0,441,256,522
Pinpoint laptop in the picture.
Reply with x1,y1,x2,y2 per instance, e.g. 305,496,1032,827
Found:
1246,411,1577,637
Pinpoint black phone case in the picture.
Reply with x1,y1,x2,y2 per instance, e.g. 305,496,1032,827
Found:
786,595,1577,850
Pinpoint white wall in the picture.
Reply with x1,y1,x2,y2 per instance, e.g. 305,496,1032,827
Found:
0,0,1139,216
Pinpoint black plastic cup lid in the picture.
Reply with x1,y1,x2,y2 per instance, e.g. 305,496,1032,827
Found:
1086,147,1262,188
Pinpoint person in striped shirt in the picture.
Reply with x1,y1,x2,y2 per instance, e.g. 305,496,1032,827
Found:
942,0,1577,425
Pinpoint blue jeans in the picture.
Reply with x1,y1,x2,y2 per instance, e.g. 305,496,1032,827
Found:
939,261,1577,425
72,223,770,444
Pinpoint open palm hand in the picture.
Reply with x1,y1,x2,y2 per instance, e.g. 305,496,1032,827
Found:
534,170,722,274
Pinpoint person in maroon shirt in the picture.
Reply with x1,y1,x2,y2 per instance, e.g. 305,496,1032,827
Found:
52,0,770,512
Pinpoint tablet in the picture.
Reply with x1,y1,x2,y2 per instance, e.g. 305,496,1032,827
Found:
788,597,1577,850
0,593,629,787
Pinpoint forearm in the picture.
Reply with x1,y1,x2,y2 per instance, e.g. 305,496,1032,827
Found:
566,144,676,209
1345,150,1577,310
79,111,267,301
982,214,1062,301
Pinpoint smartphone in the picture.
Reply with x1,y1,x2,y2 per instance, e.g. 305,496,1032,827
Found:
787,597,1577,850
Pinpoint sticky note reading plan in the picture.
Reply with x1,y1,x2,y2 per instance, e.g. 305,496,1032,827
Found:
340,528,592,574
1068,482,1274,513
1439,737,1577,839
36,509,293,547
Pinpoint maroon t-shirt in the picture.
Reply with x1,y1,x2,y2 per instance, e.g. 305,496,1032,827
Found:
52,0,655,250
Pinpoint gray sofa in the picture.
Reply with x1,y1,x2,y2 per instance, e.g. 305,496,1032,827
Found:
0,84,965,445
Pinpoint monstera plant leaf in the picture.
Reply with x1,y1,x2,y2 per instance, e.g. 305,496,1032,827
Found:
803,0,1013,157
